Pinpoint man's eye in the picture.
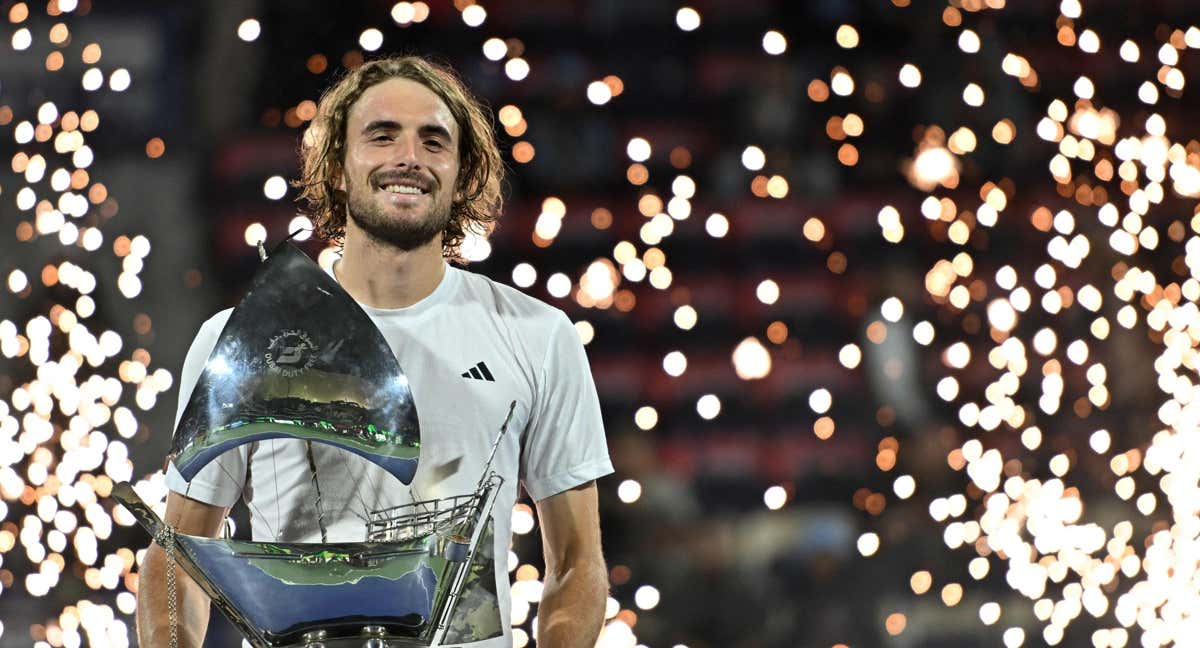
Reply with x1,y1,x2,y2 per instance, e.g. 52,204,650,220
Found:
371,134,392,142
425,140,443,149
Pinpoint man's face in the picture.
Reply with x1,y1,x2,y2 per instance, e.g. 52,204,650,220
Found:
339,77,461,251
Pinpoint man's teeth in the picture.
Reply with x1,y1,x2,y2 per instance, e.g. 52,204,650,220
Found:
382,184,424,195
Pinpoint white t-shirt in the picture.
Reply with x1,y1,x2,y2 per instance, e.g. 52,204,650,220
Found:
165,262,613,648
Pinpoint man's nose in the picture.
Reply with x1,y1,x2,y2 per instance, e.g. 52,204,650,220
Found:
391,135,422,169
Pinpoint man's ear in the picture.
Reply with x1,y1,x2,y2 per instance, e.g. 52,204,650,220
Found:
333,166,346,193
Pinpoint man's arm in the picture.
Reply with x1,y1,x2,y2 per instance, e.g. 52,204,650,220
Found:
535,481,608,648
136,491,229,648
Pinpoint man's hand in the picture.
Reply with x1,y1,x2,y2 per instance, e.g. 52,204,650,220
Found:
135,491,229,648
535,481,608,648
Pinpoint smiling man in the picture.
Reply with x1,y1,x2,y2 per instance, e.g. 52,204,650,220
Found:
136,56,613,648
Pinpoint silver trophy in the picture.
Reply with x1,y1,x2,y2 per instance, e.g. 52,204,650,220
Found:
112,242,506,647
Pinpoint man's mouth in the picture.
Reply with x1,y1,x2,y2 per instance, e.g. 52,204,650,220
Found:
380,183,427,195
376,176,430,195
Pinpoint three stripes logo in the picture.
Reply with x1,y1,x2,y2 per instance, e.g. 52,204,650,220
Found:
461,361,495,382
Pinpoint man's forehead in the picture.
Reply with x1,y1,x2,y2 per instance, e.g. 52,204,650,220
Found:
348,78,457,137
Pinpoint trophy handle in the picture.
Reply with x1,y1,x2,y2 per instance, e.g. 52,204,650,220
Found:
111,482,275,648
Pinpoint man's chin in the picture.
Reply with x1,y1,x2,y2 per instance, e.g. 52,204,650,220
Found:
349,210,449,252
363,226,441,251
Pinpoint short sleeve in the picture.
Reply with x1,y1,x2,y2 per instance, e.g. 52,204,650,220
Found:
163,312,247,508
519,312,614,502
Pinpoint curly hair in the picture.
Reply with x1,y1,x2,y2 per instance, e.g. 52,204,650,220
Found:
296,56,504,261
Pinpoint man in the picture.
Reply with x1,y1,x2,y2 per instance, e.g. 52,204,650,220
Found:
136,56,613,648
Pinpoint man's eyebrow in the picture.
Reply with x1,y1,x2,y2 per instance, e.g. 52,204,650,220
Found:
361,120,402,134
361,120,453,142
417,123,453,141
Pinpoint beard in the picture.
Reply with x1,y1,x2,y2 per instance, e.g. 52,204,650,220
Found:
345,175,453,252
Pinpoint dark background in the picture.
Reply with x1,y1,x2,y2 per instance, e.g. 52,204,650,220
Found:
0,0,1195,646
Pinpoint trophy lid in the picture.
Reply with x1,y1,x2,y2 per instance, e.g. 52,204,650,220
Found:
169,241,421,484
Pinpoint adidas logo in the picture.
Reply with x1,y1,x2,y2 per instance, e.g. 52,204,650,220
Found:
461,361,495,382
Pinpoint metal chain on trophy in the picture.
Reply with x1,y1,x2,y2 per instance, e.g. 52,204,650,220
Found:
154,524,180,648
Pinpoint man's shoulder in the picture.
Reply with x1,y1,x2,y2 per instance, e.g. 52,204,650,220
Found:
450,265,567,327
193,307,234,341
203,307,235,328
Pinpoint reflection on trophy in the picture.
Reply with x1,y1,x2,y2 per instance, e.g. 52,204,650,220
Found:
112,242,506,647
